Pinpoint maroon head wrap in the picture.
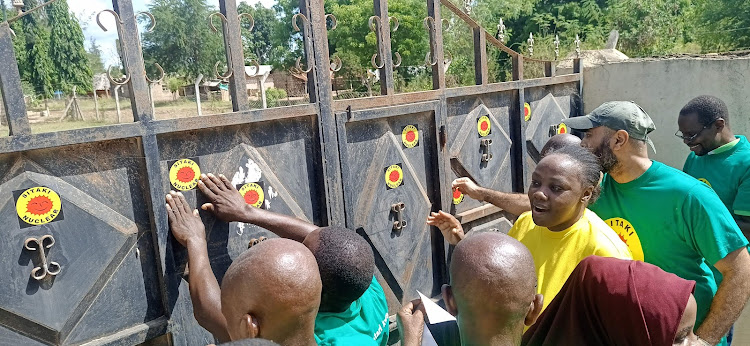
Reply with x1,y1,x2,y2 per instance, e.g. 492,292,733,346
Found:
522,256,696,346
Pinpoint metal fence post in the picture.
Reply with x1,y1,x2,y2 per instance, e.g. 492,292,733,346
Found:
219,0,250,112
472,27,488,85
112,0,154,122
426,0,446,89
302,0,346,226
373,0,395,95
510,55,527,192
0,22,31,136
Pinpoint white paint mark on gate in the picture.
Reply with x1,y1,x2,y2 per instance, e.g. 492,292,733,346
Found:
244,159,262,183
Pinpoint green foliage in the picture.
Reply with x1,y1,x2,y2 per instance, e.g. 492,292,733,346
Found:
22,0,54,99
238,2,293,69
141,0,226,80
87,38,106,75
166,76,185,94
47,0,93,93
265,87,287,107
694,0,750,52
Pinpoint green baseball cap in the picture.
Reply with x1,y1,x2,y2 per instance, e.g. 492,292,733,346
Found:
563,101,656,151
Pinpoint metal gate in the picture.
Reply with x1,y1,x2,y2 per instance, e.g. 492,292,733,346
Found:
0,0,582,344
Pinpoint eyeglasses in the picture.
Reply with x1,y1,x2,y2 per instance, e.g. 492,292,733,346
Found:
675,118,720,142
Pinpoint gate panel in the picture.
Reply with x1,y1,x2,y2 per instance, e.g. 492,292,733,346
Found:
446,92,517,233
522,83,581,183
155,114,326,343
336,102,444,312
0,140,164,345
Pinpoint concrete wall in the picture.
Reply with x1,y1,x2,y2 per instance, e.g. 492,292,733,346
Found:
582,56,750,169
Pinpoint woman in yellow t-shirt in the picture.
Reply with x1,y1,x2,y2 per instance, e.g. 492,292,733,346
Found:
428,145,631,313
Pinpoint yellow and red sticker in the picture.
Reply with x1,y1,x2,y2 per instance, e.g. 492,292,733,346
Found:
605,217,644,261
169,158,201,191
402,125,419,148
15,186,63,227
384,164,404,189
524,103,532,121
452,188,464,205
239,182,265,208
698,178,712,188
477,115,491,137
557,123,568,134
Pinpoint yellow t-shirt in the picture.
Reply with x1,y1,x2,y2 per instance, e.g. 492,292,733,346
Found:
508,209,632,312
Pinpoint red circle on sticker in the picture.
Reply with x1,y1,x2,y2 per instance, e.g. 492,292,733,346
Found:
453,189,462,199
27,195,53,216
176,167,195,183
389,170,401,183
480,121,489,131
559,127,567,134
406,130,416,142
244,190,259,205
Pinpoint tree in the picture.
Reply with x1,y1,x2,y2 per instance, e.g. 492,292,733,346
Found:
694,0,750,52
141,0,225,80
22,0,54,98
87,38,106,75
8,11,28,80
237,2,291,68
47,0,93,93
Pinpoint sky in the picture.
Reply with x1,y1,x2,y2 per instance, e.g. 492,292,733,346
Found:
68,0,276,67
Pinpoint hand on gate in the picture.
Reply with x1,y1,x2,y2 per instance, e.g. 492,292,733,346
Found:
166,191,207,247
397,298,426,346
427,211,465,245
198,173,254,223
452,177,483,201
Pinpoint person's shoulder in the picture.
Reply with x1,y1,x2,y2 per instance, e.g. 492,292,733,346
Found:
509,212,535,236
650,161,703,189
317,334,379,346
584,210,632,257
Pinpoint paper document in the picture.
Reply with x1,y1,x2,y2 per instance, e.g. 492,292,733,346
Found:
417,291,456,324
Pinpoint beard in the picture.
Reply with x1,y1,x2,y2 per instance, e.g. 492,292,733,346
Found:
593,137,619,173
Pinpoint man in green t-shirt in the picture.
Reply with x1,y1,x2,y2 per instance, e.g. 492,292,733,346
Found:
168,173,390,345
678,95,750,239
563,101,750,346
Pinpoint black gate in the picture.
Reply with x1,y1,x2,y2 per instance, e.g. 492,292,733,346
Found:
0,0,582,344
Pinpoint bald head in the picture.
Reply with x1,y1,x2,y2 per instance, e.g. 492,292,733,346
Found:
444,232,540,344
221,238,321,344
541,133,581,157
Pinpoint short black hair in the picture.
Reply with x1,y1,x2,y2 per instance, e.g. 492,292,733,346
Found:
219,339,280,346
546,145,602,204
314,226,375,312
680,95,729,126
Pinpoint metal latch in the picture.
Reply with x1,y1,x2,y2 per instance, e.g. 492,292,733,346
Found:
481,138,493,162
24,235,61,281
391,202,407,231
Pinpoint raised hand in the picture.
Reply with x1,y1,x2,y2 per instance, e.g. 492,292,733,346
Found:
166,191,206,247
197,173,254,223
397,298,426,346
427,211,465,245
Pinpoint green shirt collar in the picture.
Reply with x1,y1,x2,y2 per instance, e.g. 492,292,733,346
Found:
708,137,741,155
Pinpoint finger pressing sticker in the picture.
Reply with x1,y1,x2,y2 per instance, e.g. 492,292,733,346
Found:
169,158,201,191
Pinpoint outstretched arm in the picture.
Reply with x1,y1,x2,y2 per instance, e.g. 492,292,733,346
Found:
198,173,319,242
696,247,750,344
453,178,530,217
166,191,230,342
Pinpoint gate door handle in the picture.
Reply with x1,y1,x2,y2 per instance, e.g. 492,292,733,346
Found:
24,235,61,281
481,138,493,162
391,202,407,231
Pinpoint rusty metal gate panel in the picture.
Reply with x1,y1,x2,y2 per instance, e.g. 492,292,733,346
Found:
0,139,164,345
522,82,582,182
445,91,516,234
335,101,446,313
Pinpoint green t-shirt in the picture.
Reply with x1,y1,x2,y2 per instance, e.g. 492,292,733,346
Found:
683,135,750,217
589,160,747,342
314,276,390,346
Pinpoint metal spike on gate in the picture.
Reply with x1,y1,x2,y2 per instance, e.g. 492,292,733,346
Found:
575,34,582,58
527,33,534,57
496,18,506,43
554,34,560,60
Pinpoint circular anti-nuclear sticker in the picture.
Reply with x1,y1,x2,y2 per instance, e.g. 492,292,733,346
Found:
452,189,464,205
239,183,265,208
557,123,568,134
384,164,404,189
402,125,419,148
477,115,491,137
16,186,62,226
170,159,201,191
605,217,644,261
524,103,532,121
